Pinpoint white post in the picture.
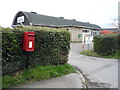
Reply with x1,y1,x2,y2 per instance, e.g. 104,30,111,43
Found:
82,33,85,44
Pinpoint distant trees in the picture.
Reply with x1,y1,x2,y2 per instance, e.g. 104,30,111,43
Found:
111,18,118,27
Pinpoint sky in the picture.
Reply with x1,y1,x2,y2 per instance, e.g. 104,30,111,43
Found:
0,0,119,28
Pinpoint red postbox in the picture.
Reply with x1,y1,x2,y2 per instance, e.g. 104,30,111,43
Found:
23,32,35,51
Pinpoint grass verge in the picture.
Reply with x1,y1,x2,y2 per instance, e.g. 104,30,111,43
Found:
80,49,119,59
2,64,76,88
71,41,82,43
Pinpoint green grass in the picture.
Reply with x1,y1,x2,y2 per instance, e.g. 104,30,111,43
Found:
2,64,76,88
80,49,98,57
80,49,119,59
103,51,119,59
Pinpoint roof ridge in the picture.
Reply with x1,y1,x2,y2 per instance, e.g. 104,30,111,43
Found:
24,11,94,24
12,11,101,29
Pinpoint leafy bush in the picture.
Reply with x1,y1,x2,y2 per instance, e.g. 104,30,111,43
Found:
94,34,119,56
2,27,70,75
118,34,120,50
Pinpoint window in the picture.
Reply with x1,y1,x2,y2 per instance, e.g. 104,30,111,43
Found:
91,31,93,36
83,30,89,33
91,31,98,36
67,28,69,31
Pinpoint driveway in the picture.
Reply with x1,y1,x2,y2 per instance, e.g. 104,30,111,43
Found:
68,43,118,88
70,43,93,54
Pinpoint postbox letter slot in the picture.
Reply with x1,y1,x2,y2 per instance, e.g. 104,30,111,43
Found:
28,35,34,37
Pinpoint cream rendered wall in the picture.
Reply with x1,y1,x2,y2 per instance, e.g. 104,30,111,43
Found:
68,27,83,42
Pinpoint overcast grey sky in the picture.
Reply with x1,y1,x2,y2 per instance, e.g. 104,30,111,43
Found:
0,0,119,28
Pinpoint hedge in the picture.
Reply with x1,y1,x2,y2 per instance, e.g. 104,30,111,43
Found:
94,33,120,56
118,33,120,50
2,27,70,75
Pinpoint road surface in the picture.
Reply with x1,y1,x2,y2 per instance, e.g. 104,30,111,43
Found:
68,43,118,88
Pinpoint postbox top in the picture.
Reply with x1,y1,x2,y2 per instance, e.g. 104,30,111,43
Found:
24,32,35,35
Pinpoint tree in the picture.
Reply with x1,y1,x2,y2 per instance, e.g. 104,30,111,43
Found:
111,18,118,27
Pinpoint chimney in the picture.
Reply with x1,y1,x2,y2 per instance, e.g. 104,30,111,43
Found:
72,19,76,21
31,12,37,14
59,17,64,19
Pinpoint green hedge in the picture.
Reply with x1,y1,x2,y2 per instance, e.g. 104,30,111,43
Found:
2,27,70,75
94,33,119,56
118,33,120,50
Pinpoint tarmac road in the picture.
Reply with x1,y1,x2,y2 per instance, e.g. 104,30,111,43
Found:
68,43,119,88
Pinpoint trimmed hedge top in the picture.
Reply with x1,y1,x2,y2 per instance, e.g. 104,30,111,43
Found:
2,27,70,75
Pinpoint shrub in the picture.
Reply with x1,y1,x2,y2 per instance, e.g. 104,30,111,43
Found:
94,33,119,56
118,34,120,50
2,27,70,75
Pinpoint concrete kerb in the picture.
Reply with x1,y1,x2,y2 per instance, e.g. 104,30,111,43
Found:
71,64,87,88
76,70,87,88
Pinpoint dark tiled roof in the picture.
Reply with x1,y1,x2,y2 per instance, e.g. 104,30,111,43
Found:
14,11,101,29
